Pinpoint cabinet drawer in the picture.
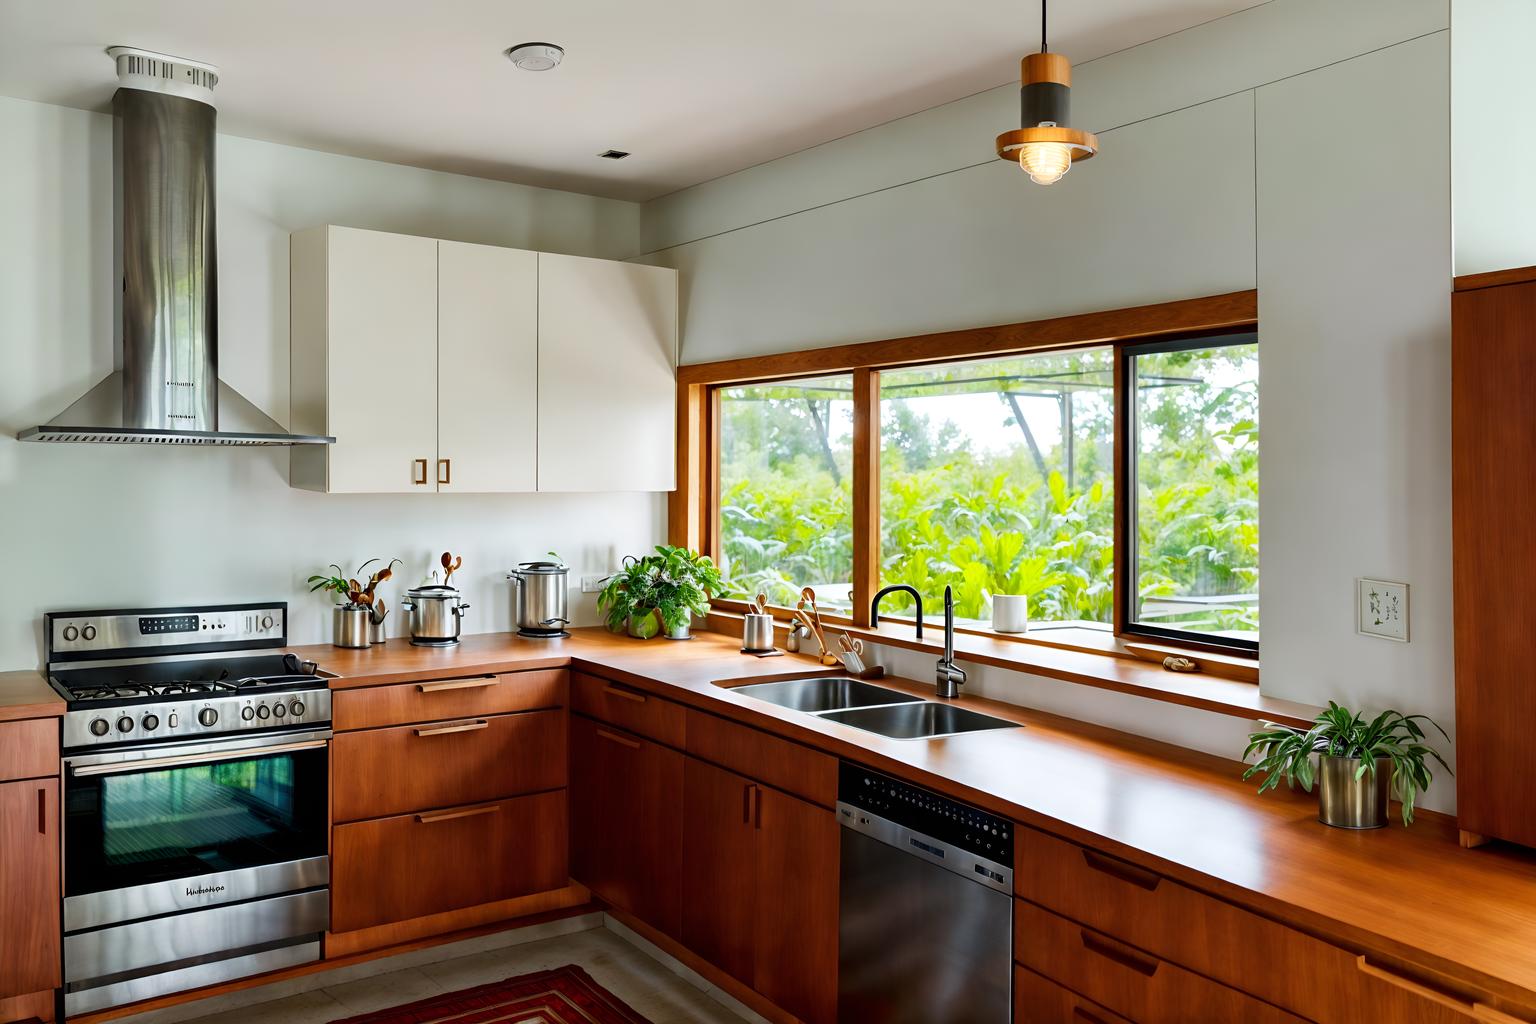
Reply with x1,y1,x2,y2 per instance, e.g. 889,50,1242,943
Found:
333,708,565,822
1015,965,1132,1024
332,791,567,933
570,671,685,746
685,709,835,807
0,719,58,782
334,669,566,731
1014,827,1485,1024
1014,900,1305,1024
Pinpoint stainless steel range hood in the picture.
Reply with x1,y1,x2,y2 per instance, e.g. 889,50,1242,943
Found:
18,47,332,447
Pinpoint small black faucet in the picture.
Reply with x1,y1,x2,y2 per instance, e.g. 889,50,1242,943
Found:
870,584,924,640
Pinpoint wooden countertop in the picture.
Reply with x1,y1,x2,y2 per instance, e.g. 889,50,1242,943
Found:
297,628,1536,1008
0,669,63,722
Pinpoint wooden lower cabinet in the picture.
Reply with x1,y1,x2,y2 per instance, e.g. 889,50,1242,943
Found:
1014,900,1305,1024
1015,965,1132,1024
333,708,566,822
681,756,837,1024
332,791,568,932
0,777,60,1003
568,715,684,936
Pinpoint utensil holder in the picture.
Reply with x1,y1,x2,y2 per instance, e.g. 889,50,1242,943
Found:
369,616,387,645
839,650,867,675
742,613,776,653
333,605,371,649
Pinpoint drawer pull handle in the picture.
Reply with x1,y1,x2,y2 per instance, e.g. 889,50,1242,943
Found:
414,719,489,737
596,728,641,750
602,684,647,704
1080,931,1159,978
37,787,47,835
1357,957,1518,1021
417,677,496,693
1082,849,1162,892
415,804,500,825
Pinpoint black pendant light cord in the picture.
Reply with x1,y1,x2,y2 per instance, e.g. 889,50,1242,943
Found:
1041,0,1048,53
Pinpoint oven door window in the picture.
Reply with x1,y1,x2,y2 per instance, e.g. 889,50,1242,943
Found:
66,745,327,896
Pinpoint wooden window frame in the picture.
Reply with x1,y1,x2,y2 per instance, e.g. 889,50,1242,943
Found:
669,290,1258,653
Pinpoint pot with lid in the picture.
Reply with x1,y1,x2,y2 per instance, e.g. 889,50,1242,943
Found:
401,584,470,647
507,561,570,638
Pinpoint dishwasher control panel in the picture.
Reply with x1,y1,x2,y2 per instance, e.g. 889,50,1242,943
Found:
839,761,1013,865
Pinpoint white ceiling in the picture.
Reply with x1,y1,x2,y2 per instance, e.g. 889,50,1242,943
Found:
0,0,1262,201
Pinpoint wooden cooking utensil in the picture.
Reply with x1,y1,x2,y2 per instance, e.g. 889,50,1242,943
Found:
441,551,463,586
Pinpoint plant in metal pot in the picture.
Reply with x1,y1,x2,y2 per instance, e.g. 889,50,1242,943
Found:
598,546,724,641
1242,702,1450,827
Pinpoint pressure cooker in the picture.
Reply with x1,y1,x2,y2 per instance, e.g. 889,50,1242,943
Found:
400,584,470,647
507,561,570,638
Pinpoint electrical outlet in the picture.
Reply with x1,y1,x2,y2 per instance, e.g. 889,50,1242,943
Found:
1357,578,1409,642
581,574,610,593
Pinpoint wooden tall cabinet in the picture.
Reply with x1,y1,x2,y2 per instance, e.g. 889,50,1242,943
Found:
1453,268,1536,849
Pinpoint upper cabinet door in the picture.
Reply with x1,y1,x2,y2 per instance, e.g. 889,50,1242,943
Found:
536,254,678,492
437,241,539,492
324,227,439,493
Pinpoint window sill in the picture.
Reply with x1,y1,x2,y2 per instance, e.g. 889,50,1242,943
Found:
705,610,1313,729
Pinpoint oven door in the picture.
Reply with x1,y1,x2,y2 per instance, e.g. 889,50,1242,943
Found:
63,729,330,932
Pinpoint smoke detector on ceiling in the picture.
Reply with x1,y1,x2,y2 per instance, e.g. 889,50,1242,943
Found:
505,43,564,71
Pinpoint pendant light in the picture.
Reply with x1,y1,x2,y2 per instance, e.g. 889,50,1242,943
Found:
994,0,1097,185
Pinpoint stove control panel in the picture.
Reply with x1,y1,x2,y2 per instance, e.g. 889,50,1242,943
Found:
48,604,287,658
64,687,331,750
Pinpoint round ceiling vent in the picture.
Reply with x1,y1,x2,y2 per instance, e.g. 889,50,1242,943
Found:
505,43,564,72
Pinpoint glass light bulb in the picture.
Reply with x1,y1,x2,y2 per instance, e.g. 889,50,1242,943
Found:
1018,142,1073,185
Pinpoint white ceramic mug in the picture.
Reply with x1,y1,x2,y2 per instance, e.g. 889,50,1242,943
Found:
992,594,1029,634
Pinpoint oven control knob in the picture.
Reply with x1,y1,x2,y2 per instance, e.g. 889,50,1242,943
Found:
89,718,109,737
256,705,270,720
197,708,218,727
116,716,133,733
241,706,255,721
82,625,97,641
272,703,286,718
289,700,306,717
63,625,79,642
261,614,274,630
141,714,159,731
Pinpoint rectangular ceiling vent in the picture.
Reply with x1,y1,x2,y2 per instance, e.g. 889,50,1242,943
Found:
598,149,630,160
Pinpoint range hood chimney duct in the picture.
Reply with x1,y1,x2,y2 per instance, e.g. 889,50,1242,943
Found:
113,47,220,432
17,47,333,446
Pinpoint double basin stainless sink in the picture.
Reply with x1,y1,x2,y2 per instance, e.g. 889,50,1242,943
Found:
728,677,1019,740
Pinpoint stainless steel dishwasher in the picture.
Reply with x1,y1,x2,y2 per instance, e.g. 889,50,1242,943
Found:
838,762,1014,1022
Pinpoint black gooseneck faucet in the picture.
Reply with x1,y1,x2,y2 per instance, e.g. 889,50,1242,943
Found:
869,584,924,640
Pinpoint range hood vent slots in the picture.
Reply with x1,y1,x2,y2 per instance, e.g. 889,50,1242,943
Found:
18,46,333,447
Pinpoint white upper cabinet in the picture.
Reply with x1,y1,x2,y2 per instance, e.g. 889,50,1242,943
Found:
437,240,539,493
291,226,438,493
290,228,677,494
535,253,679,492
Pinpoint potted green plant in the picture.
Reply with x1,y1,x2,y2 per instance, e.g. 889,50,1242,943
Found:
309,558,400,648
1243,702,1450,828
599,545,724,641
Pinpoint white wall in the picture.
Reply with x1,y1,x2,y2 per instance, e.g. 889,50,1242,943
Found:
0,95,655,667
641,0,1457,807
1450,0,1536,277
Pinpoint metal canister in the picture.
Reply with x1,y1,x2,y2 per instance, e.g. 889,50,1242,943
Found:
332,605,371,649
1317,755,1390,829
743,613,775,653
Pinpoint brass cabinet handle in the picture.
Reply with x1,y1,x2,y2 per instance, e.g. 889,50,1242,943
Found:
1357,957,1518,1021
1082,848,1162,892
417,677,496,694
1080,930,1159,978
438,458,451,485
415,803,500,825
413,719,489,737
596,727,641,750
602,684,647,704
413,458,428,485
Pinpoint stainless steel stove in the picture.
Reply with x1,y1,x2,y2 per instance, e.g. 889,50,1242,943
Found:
48,603,332,1015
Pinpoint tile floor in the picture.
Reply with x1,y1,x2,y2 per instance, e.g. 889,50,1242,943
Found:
116,915,762,1024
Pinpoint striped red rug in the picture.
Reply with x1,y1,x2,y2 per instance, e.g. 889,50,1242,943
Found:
327,965,652,1024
